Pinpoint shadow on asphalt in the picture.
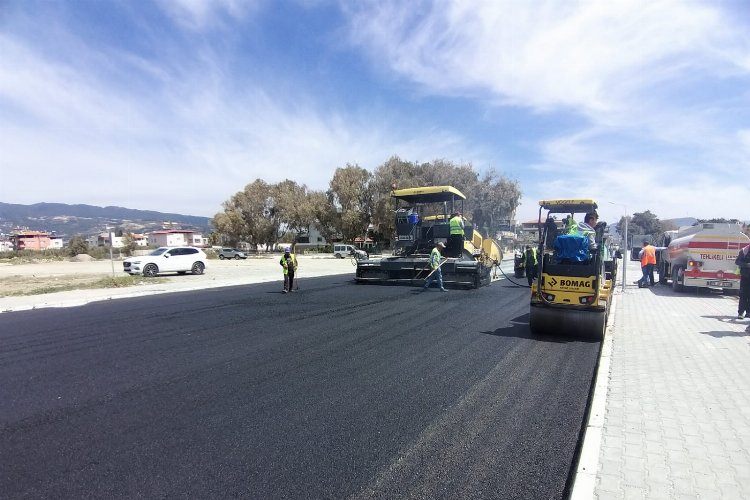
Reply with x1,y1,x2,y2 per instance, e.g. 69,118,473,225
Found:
638,283,734,298
480,312,598,344
700,328,750,338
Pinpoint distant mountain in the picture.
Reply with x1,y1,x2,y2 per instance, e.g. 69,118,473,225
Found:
0,202,212,239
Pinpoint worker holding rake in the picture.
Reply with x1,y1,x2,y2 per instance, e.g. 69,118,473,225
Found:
422,242,448,292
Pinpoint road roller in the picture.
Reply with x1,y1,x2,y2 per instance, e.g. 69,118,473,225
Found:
528,199,615,340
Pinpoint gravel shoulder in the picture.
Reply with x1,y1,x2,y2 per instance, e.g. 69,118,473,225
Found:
0,255,358,312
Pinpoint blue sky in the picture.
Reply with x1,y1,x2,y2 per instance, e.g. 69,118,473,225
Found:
1,0,749,224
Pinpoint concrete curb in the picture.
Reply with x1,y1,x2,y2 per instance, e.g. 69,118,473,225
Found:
569,275,621,499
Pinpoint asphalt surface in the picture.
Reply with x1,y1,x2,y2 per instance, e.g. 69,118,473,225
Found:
0,274,600,499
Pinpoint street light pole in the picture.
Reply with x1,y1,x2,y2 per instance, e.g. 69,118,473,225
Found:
108,227,115,277
609,202,628,292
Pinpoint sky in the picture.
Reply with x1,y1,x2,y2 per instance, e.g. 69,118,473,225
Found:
1,0,749,224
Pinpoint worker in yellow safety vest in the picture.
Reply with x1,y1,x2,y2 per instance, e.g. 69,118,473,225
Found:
636,240,656,287
524,245,537,287
280,246,298,293
448,212,465,258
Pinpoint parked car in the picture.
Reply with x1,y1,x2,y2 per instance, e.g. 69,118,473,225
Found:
333,244,368,260
123,247,207,277
218,248,247,260
333,244,356,258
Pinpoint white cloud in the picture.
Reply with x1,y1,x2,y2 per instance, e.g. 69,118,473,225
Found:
345,0,746,117
0,29,481,216
155,0,260,30
344,0,750,222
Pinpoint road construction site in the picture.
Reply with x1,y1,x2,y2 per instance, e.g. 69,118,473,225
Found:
0,267,594,499
1,257,748,499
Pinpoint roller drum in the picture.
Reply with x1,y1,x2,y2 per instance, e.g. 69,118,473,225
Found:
529,305,605,340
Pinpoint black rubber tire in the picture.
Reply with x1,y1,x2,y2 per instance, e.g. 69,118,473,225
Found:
335,254,343,259
192,262,205,275
672,266,684,292
234,255,241,260
143,264,159,278
659,263,668,284
219,255,225,260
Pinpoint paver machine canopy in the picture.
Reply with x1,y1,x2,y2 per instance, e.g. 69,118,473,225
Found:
528,199,614,339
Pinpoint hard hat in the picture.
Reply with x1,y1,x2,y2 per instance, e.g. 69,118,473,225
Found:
437,242,446,248
284,246,291,252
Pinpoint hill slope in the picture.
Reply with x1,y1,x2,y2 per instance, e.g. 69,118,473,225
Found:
0,202,211,239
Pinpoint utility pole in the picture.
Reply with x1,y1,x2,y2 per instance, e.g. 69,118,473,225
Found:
108,227,115,277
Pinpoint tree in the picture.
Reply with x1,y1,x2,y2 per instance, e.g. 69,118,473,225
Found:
213,179,275,248
67,235,88,256
630,210,663,236
370,156,521,240
470,169,521,237
213,179,319,249
272,179,316,241
308,190,339,243
121,233,137,257
697,218,741,224
370,156,426,240
615,210,668,247
327,164,373,242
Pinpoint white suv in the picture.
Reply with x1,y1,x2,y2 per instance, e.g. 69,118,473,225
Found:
123,247,207,277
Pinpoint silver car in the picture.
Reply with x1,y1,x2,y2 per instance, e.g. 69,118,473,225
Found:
218,248,247,260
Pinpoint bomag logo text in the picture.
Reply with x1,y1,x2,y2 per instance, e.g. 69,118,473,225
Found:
560,279,591,288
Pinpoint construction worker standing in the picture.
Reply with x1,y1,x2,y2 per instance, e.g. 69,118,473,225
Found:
636,239,657,287
448,212,465,258
422,242,447,292
524,245,538,287
280,246,298,293
735,244,750,319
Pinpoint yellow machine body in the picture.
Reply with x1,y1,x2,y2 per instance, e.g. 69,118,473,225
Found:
528,198,614,340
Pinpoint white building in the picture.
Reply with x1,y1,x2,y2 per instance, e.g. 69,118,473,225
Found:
49,236,64,249
147,230,206,247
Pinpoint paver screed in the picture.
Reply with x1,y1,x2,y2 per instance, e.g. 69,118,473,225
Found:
595,260,750,499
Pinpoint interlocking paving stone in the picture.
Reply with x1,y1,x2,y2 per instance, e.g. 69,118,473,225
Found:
594,260,750,499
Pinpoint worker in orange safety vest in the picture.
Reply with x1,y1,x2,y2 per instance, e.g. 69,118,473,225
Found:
636,239,657,288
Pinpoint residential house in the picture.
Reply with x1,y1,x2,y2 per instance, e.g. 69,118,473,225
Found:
90,232,124,248
147,230,206,247
10,231,52,251
49,236,63,249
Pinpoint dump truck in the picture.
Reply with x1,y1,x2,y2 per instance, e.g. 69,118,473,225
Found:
355,186,502,288
658,223,749,293
529,199,615,340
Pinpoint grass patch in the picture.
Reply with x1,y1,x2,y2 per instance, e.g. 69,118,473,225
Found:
1,275,168,297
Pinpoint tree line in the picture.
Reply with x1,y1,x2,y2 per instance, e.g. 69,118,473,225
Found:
212,156,521,248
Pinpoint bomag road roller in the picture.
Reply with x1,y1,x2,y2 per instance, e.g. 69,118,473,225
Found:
355,185,502,288
528,199,616,340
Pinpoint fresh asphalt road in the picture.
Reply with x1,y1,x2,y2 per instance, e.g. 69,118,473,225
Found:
0,273,601,499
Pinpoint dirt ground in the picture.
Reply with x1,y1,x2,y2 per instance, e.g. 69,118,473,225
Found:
0,255,357,296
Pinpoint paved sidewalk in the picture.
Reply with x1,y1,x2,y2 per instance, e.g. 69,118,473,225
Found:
593,259,750,499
